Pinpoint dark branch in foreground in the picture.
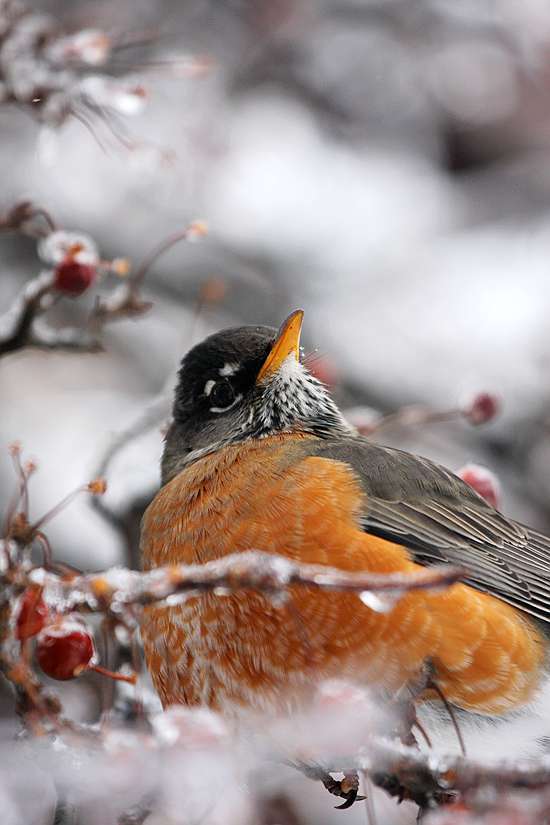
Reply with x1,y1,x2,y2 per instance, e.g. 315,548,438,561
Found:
293,737,550,812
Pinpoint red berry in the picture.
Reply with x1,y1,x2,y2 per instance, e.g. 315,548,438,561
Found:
36,617,95,680
15,587,48,640
53,257,96,296
462,392,500,425
457,463,501,509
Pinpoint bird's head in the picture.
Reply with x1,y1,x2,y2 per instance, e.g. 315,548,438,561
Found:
162,310,351,482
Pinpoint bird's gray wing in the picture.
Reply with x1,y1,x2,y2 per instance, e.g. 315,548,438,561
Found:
310,437,550,623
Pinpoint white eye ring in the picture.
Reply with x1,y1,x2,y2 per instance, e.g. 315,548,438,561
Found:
204,379,216,396
211,393,242,414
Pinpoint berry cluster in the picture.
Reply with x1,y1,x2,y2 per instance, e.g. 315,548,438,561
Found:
14,586,135,683
16,587,95,680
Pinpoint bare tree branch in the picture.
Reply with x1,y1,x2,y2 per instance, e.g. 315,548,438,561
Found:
0,271,55,355
293,736,550,812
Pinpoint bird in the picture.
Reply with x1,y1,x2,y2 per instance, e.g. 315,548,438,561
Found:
141,310,550,718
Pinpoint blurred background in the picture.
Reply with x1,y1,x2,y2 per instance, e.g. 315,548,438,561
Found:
3,1,550,822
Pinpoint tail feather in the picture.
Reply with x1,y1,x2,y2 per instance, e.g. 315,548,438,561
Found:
426,583,545,714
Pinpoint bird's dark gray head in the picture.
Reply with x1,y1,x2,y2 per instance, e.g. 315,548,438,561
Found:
161,310,351,483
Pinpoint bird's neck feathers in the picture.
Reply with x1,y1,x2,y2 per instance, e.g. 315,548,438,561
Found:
162,359,352,484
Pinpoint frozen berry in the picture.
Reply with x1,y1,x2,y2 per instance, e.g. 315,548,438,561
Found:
53,258,96,296
36,617,95,680
462,392,500,425
15,587,48,641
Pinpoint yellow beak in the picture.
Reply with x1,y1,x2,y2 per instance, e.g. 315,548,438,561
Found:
256,310,304,384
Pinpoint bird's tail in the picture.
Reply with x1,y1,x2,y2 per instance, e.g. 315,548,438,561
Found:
422,582,545,714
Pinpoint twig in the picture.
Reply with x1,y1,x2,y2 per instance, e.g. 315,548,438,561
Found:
0,271,55,355
363,736,550,805
87,220,206,334
294,737,550,812
348,394,499,437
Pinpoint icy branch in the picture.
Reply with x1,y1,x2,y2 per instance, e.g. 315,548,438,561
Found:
294,736,550,811
19,551,467,614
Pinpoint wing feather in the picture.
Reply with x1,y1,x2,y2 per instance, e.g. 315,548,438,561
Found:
310,437,550,623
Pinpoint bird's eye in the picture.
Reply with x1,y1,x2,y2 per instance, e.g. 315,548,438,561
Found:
207,379,237,412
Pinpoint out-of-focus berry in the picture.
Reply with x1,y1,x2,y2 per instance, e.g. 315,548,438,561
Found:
457,463,501,509
462,392,500,425
36,616,95,680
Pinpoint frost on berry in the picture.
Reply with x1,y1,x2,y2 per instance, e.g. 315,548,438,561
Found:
15,587,48,641
457,463,502,509
462,392,500,425
38,230,99,266
36,616,95,680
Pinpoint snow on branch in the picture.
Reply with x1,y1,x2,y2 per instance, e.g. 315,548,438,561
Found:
15,551,466,614
362,735,550,800
292,735,550,814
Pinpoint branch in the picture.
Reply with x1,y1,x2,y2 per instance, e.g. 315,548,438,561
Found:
345,393,500,437
0,271,55,355
15,551,467,614
293,736,550,811
0,267,122,357
87,221,206,332
364,736,550,806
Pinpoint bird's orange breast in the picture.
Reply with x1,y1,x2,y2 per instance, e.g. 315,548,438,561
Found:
141,433,545,715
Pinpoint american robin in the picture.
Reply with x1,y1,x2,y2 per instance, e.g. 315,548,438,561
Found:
141,310,549,717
